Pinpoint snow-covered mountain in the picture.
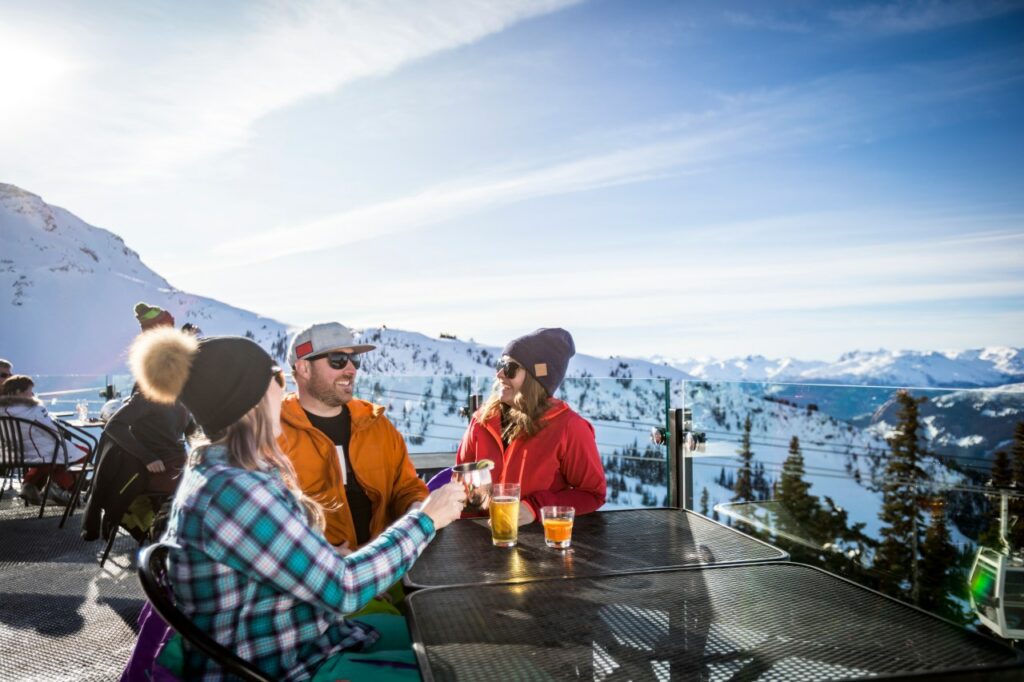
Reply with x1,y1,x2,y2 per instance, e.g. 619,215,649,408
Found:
0,183,693,384
0,183,289,374
869,382,1024,462
666,348,1024,388
3,181,1019,397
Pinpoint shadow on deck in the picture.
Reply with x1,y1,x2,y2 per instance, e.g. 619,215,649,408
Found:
0,490,142,681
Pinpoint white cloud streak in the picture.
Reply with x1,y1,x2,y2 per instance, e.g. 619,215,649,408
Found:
830,0,1024,34
0,0,582,184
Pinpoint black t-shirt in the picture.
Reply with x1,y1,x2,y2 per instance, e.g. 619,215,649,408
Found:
304,406,374,546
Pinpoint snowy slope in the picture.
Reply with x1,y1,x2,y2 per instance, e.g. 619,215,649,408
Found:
1,183,290,374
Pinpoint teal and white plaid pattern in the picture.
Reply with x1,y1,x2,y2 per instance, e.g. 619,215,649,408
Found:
162,444,435,680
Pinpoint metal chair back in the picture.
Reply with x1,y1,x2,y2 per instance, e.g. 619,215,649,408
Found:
0,415,67,517
137,543,273,682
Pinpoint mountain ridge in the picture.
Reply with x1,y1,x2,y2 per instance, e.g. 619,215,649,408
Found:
2,181,1020,389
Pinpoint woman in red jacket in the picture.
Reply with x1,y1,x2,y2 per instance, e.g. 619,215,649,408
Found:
456,328,606,525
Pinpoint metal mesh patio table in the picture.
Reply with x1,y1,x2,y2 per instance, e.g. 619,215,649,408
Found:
406,508,787,588
406,563,1024,681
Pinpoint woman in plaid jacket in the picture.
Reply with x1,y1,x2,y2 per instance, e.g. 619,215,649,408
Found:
125,328,465,680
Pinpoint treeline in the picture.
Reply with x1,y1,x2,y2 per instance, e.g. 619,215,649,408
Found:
702,391,1024,624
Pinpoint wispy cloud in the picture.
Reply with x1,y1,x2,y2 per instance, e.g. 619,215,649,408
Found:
830,0,1024,34
0,0,581,184
208,50,1022,265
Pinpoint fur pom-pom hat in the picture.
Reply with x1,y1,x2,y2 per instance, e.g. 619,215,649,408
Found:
129,327,276,434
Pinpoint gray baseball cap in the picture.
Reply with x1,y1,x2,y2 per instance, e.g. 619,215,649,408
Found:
287,322,376,366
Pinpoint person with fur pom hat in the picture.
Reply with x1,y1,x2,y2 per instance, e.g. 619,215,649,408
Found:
123,327,466,681
456,328,606,525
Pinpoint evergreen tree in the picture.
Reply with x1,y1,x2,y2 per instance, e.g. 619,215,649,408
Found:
732,415,755,503
700,487,710,516
1011,422,1024,550
918,501,959,619
977,450,1011,549
873,391,928,601
780,436,818,528
992,449,1012,487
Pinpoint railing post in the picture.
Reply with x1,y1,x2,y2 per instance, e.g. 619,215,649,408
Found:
668,408,694,510
666,408,679,507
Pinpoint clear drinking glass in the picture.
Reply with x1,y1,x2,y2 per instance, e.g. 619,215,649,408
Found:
489,483,520,547
541,506,575,548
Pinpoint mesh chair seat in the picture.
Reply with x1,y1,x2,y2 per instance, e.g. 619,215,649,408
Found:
137,542,274,682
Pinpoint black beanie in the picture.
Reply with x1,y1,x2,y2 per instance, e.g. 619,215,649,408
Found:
182,337,276,434
130,329,275,435
502,328,575,396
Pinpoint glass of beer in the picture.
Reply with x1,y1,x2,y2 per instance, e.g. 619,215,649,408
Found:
489,483,520,547
541,506,575,549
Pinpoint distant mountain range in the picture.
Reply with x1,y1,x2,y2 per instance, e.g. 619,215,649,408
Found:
2,182,1020,391
663,348,1024,388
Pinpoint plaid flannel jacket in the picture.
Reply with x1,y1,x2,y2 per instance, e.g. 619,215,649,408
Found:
161,444,435,680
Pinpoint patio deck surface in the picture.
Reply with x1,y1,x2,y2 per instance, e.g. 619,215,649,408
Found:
0,489,142,681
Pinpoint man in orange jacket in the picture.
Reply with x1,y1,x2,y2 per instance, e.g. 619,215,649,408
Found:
278,322,428,553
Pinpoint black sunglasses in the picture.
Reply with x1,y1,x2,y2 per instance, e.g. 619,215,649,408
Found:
309,351,362,370
496,358,521,380
271,365,286,388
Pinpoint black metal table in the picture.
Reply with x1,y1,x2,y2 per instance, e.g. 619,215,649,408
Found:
406,508,787,588
407,563,1024,681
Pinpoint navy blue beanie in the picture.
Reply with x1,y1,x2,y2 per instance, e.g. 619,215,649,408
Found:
502,328,575,396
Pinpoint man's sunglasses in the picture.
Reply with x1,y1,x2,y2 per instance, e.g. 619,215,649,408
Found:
271,366,286,388
496,358,521,380
309,351,362,371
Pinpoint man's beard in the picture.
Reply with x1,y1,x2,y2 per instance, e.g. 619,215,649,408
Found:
308,370,351,407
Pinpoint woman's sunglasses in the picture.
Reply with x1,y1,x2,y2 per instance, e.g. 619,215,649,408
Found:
271,366,286,388
310,351,362,371
496,358,521,380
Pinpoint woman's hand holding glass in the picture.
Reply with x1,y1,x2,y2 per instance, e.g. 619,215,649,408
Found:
421,481,467,530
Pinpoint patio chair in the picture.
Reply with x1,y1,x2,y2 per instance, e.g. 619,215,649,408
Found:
138,542,273,682
55,418,100,528
0,414,68,518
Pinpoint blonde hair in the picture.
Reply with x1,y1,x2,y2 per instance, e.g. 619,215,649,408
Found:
480,370,550,442
197,392,325,530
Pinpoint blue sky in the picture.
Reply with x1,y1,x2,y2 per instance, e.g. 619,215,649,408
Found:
3,0,1023,360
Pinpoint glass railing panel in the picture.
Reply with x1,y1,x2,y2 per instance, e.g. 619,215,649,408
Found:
682,379,1024,634
24,373,672,510
30,374,135,418
557,376,671,510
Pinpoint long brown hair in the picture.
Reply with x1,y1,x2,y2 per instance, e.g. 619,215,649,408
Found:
196,392,325,530
480,370,551,442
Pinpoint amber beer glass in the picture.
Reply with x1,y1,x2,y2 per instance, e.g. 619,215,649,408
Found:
489,483,520,547
541,506,575,548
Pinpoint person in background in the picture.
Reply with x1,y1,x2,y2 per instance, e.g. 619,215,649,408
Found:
456,328,606,525
180,322,202,336
279,322,429,554
81,302,192,543
134,301,175,330
124,326,465,680
105,301,194,494
0,359,12,386
0,375,77,505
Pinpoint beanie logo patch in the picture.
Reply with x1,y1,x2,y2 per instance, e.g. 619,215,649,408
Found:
534,362,548,377
295,341,314,358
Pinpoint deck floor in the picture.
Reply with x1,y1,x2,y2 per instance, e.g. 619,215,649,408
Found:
0,487,142,681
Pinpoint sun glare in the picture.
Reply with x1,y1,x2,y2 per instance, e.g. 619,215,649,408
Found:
0,29,78,122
